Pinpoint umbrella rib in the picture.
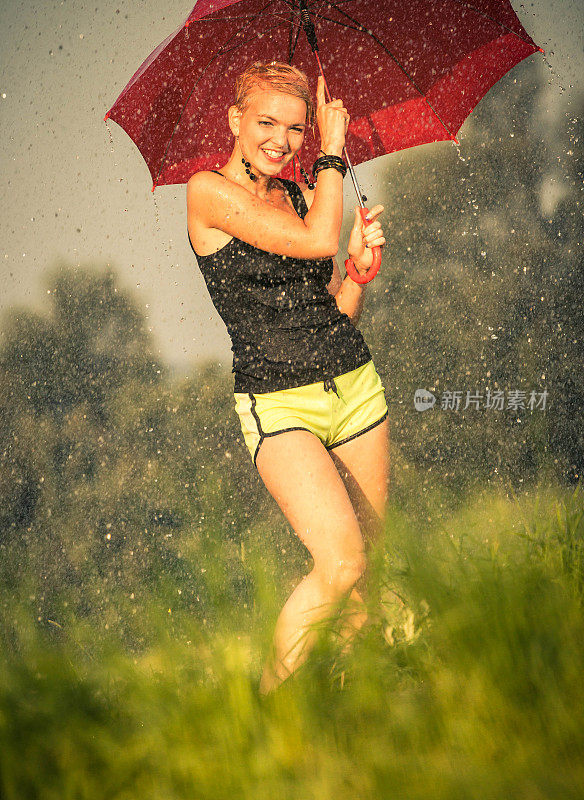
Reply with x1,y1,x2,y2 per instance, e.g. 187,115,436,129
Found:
307,12,371,36
154,0,283,187
310,0,350,30
288,8,302,63
326,0,457,141
313,0,536,46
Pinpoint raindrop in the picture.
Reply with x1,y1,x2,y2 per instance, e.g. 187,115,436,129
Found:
542,55,568,94
104,119,115,153
152,191,161,232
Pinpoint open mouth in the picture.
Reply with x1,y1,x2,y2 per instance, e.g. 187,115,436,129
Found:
261,148,287,163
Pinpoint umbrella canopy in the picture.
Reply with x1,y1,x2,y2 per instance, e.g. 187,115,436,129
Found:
105,0,542,189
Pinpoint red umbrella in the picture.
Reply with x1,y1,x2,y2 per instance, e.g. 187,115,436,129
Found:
105,0,542,281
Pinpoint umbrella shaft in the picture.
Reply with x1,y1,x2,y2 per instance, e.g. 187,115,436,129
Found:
343,148,365,209
313,52,366,209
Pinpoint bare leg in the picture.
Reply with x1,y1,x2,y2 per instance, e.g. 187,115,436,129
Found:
255,430,367,695
260,568,361,691
335,587,369,655
329,417,390,655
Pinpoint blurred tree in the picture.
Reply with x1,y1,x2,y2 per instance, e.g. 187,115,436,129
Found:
534,105,584,483
361,58,583,493
0,267,264,643
1,264,163,422
0,264,164,534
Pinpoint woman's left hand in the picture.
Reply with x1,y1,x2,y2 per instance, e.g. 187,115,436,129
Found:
346,205,386,274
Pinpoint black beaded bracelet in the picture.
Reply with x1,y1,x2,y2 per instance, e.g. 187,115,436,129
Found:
313,162,347,179
313,163,347,180
313,159,346,173
312,154,347,179
313,154,345,169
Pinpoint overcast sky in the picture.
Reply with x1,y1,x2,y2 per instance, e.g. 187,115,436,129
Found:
1,0,582,377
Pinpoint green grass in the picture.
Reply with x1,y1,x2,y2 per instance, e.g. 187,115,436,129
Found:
1,482,583,799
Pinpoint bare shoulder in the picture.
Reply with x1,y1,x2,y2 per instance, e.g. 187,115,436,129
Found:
187,170,334,260
187,169,234,230
187,169,225,200
186,171,228,254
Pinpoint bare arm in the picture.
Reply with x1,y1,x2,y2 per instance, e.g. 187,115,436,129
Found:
302,184,367,326
187,166,343,260
332,271,367,325
187,75,349,261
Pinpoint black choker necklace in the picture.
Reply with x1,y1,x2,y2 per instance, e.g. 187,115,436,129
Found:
241,157,276,191
242,155,315,191
241,157,258,182
295,154,315,190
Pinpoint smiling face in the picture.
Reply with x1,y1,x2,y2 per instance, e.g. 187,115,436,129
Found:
229,87,307,176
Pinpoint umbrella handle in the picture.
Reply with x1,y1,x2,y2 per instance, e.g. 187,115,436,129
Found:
344,208,382,284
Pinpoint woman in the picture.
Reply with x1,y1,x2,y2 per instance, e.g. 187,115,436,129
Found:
187,62,388,695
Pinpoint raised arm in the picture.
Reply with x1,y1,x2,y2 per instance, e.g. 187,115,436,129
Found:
187,76,349,261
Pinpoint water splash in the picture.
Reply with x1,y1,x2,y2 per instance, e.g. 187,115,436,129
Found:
104,118,115,152
453,139,481,253
541,52,569,96
152,189,161,234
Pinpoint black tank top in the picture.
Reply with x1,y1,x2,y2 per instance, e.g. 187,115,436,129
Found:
188,171,372,393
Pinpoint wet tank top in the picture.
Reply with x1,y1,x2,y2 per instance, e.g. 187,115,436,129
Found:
188,171,372,393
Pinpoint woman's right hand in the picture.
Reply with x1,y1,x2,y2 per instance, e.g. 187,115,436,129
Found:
316,75,349,157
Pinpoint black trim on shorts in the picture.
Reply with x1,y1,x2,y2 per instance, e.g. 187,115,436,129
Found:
248,393,314,467
249,391,389,466
325,408,389,451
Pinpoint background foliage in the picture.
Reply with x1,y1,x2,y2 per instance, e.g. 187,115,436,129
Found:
0,58,582,798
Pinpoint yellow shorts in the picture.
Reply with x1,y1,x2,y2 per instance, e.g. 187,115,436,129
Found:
234,360,388,466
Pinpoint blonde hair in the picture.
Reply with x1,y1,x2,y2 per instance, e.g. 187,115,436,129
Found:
233,61,315,128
